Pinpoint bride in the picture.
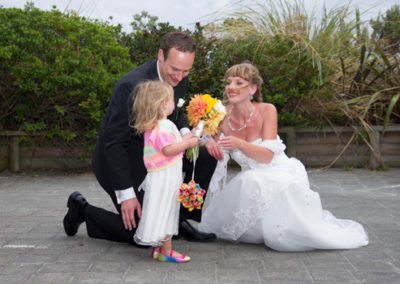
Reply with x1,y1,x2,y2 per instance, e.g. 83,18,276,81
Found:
199,62,369,251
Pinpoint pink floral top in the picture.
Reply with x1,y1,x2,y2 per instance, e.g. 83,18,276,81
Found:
143,119,183,172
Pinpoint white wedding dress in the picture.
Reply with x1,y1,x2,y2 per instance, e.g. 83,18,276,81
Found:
198,137,369,251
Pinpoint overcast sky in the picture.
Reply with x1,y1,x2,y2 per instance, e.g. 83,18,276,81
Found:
1,0,399,32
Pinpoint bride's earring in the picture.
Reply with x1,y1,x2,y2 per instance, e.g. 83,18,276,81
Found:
249,92,254,101
249,86,257,102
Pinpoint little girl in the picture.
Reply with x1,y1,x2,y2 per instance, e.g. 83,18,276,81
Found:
132,80,199,263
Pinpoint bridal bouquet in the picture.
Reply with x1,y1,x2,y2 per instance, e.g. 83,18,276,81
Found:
187,94,226,136
186,94,226,161
177,180,206,211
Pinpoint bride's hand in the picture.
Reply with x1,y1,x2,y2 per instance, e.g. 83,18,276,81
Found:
218,136,243,151
205,139,224,160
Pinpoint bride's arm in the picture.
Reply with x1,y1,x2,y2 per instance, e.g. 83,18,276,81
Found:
218,103,278,164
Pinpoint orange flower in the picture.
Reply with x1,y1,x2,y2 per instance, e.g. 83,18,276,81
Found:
186,95,207,127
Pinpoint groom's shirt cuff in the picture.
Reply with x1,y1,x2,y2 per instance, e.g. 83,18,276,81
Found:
115,187,136,204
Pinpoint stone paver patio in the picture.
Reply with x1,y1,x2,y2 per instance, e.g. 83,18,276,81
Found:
0,168,399,283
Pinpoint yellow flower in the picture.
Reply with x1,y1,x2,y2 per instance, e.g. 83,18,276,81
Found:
204,109,225,135
201,94,218,113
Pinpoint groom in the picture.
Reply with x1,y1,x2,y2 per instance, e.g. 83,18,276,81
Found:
63,32,217,245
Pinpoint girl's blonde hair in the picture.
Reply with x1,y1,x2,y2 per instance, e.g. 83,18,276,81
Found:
132,80,174,134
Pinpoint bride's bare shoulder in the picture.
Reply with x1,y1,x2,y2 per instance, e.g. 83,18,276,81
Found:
257,103,277,115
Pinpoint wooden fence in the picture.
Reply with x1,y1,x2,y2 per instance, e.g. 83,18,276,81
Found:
1,125,399,172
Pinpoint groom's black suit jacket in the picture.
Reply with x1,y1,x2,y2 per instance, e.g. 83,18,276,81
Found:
92,60,189,203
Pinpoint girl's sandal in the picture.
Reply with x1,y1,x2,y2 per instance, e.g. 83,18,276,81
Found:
157,249,191,263
151,247,160,259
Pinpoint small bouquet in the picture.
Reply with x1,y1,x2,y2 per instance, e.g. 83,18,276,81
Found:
185,94,226,161
177,180,206,211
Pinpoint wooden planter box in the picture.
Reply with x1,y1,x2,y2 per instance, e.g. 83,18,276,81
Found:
0,131,92,172
279,125,400,168
1,125,399,172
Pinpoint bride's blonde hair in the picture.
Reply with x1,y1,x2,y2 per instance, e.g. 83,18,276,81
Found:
132,81,174,134
224,62,263,102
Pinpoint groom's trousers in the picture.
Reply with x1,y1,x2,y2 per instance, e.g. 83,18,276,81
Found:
83,146,217,245
83,190,144,246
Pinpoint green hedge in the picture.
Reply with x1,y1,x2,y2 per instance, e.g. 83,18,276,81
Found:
0,5,133,144
1,4,398,149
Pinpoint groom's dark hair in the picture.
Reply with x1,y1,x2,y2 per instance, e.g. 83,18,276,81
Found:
160,32,196,60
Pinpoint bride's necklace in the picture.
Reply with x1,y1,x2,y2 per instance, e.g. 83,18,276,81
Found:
227,104,255,132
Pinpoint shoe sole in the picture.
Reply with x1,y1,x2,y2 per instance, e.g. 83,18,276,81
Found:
63,210,77,237
63,191,84,237
157,255,191,263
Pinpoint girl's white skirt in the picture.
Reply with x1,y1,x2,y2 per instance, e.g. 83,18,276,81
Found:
134,159,182,246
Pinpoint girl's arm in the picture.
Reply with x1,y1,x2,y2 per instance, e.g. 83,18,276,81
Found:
162,136,199,157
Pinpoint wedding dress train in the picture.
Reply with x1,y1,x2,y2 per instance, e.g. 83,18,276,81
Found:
198,138,369,251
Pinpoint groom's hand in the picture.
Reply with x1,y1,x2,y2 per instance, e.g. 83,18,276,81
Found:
121,198,142,231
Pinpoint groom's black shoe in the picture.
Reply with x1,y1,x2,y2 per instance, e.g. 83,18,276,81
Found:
63,191,88,237
178,220,216,242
